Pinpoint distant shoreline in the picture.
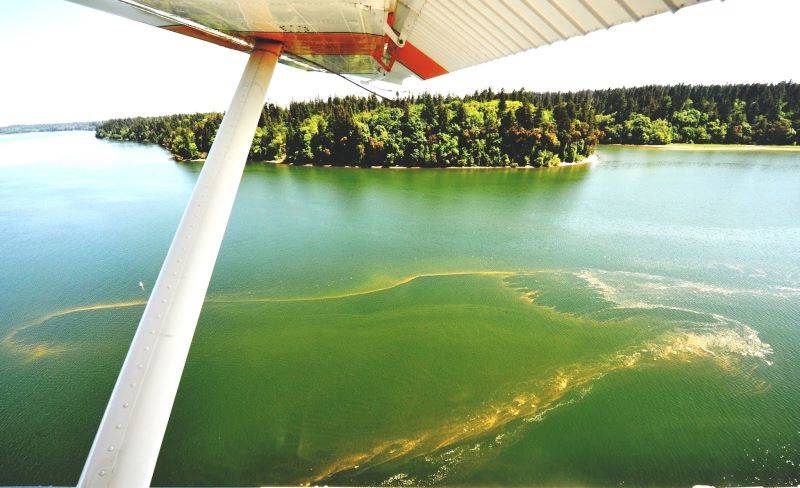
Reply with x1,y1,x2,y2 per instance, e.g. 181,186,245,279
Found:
0,122,97,135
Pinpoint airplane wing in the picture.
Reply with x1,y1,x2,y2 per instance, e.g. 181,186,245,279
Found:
68,0,708,81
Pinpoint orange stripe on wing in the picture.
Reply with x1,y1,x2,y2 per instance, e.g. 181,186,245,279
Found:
161,25,448,80
394,41,448,80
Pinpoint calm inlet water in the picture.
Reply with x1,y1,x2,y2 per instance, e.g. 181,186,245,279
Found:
1,131,799,486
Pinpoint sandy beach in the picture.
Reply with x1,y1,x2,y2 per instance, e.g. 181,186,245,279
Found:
612,143,800,152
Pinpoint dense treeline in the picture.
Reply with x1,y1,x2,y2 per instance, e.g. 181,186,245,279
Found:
466,83,800,146
96,83,800,167
96,96,595,167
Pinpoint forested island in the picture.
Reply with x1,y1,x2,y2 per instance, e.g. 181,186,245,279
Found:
95,83,800,168
1,121,97,135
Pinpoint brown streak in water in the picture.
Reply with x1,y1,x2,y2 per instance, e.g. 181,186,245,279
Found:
1,271,517,360
217,270,516,304
300,329,769,485
1,269,770,484
299,363,612,485
1,300,146,360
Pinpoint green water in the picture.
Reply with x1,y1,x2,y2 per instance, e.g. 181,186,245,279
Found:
1,132,798,486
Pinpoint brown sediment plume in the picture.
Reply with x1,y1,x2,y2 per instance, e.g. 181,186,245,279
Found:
1,271,517,360
217,270,516,304
1,300,146,360
301,323,771,486
1,269,774,484
303,438,423,485
298,365,604,484
2,268,773,369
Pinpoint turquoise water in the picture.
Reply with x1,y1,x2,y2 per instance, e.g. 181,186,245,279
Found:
0,131,798,486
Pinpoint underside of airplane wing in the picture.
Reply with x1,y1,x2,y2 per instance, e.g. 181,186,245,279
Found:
68,0,708,82
69,0,710,82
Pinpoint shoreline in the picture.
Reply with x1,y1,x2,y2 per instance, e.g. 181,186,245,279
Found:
172,141,800,168
189,153,600,170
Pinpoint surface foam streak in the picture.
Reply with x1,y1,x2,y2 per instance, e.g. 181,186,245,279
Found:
578,268,798,300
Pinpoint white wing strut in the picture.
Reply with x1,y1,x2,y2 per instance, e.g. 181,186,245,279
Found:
78,40,282,488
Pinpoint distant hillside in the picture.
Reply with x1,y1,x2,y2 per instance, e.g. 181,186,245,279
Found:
0,121,98,135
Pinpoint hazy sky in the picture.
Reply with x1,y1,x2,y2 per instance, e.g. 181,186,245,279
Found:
1,0,798,126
